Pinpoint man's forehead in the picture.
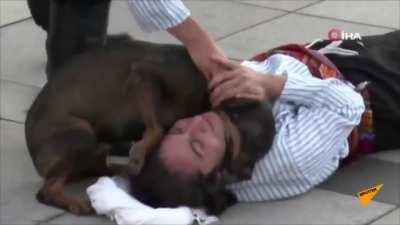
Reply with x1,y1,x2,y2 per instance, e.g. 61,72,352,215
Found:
160,139,198,174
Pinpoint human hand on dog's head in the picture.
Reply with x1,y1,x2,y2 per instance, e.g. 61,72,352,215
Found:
209,57,286,107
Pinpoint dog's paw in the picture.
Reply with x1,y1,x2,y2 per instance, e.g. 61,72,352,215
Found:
69,199,94,215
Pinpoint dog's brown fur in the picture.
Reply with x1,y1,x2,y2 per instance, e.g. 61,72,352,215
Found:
25,35,275,215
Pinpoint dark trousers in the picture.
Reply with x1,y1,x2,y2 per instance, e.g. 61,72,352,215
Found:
320,31,400,151
27,0,111,79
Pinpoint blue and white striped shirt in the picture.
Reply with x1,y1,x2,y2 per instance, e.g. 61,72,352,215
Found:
228,54,365,202
127,0,190,32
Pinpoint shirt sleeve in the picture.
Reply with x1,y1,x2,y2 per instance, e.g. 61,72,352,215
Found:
127,0,191,32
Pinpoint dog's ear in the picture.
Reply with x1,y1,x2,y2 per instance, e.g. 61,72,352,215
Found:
218,97,259,110
202,183,237,215
200,172,237,215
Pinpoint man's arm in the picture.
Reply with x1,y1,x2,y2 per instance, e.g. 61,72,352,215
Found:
127,0,190,32
127,0,227,80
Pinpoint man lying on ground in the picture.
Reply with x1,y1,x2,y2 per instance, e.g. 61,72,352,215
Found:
87,30,400,225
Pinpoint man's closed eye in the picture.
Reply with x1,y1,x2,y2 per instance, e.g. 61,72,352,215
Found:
191,140,203,159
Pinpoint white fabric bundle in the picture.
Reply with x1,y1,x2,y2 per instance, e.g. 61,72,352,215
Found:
86,177,218,225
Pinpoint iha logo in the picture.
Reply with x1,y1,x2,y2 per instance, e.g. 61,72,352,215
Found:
357,184,384,207
328,28,362,41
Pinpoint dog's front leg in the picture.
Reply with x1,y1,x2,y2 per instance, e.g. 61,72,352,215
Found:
128,121,163,176
126,67,164,175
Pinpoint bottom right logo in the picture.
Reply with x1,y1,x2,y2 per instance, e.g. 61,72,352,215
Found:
357,184,384,207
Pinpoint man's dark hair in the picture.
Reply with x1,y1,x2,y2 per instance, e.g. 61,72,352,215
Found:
130,150,237,215
130,101,275,214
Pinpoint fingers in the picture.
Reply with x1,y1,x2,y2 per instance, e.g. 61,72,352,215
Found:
211,55,239,70
211,84,251,107
211,82,265,107
210,75,242,104
209,69,241,91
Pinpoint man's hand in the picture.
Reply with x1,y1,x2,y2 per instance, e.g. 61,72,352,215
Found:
209,58,268,107
209,57,287,107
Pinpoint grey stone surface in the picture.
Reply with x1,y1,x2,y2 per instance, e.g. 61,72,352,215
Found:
0,0,31,26
319,157,400,205
0,79,40,122
368,149,400,164
108,0,286,41
0,19,48,87
43,214,114,225
371,208,400,225
217,189,396,225
186,1,285,39
218,13,393,60
239,0,319,11
299,0,400,29
0,120,63,225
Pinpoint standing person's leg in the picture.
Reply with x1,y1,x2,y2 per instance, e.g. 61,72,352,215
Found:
46,0,111,79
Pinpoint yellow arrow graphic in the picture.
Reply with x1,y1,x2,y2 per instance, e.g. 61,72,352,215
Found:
357,184,384,207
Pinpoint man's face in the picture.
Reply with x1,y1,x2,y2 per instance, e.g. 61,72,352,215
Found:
159,112,227,176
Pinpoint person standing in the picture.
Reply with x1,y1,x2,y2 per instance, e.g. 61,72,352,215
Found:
27,0,228,81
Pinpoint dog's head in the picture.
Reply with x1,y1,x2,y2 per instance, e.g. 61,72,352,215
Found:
218,98,275,181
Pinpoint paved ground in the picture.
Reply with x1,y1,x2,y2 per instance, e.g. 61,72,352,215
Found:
1,0,400,224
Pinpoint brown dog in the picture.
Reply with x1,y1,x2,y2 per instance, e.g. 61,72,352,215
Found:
25,34,275,215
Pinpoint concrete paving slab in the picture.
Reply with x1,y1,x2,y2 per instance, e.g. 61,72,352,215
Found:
0,120,63,225
218,13,393,60
368,149,400,164
319,157,400,205
108,0,285,41
0,0,31,26
217,189,396,225
0,79,40,123
371,208,400,225
239,0,319,11
43,214,114,225
0,19,47,87
42,188,396,225
186,1,285,39
299,0,400,29
107,0,177,44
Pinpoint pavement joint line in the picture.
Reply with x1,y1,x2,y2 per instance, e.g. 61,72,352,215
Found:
364,205,399,225
34,212,67,225
0,17,32,29
235,0,290,13
216,11,292,41
216,0,321,42
0,118,24,125
236,0,324,13
1,78,43,89
236,0,397,31
293,11,398,30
